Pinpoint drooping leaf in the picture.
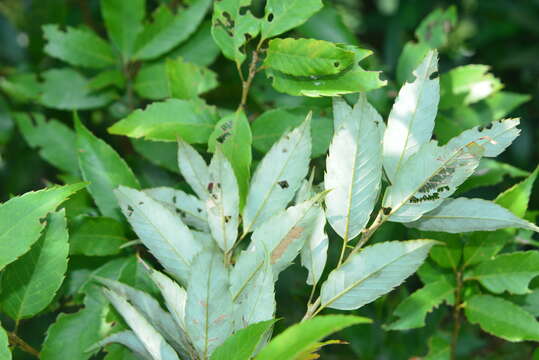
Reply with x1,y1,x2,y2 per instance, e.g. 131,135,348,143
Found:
133,0,212,61
186,250,234,358
210,319,277,360
115,186,201,284
406,198,539,233
69,216,126,256
0,183,85,271
383,50,439,183
43,24,116,68
208,111,252,207
320,240,436,310
109,99,218,143
103,288,180,360
40,68,116,110
386,278,454,330
415,6,457,49
465,295,539,342
264,38,355,76
75,117,140,220
14,112,79,175
260,0,323,40
324,94,383,241
211,0,261,65
255,315,370,360
131,139,179,173
171,21,220,67
300,208,328,286
0,210,69,321
206,148,240,253
101,0,145,60
464,251,539,295
144,187,209,231
243,116,311,233
177,139,211,200
89,331,152,360
0,325,10,360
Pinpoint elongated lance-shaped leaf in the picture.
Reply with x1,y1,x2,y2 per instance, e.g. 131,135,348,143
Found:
144,187,209,232
207,148,240,253
115,186,201,284
325,94,383,240
102,288,180,360
386,278,454,331
332,97,352,131
320,240,436,310
464,251,539,294
260,0,323,40
95,277,192,357
0,325,10,360
406,198,539,233
445,118,520,157
243,115,312,234
89,330,153,360
177,139,210,200
186,250,234,358
384,139,483,223
232,251,276,331
383,50,439,183
0,210,69,321
301,208,328,286
0,183,85,271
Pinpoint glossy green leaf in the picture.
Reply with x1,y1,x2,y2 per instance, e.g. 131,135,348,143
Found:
76,117,139,220
255,315,370,360
0,183,84,271
396,41,431,85
88,69,125,91
260,0,323,40
208,111,252,206
415,6,457,49
386,278,454,330
131,139,178,173
427,232,462,269
133,0,212,61
186,250,234,358
101,0,145,60
320,240,436,310
69,216,126,256
0,325,10,360
43,24,116,68
465,295,539,342
495,165,539,218
14,112,78,175
109,99,218,143
211,320,276,360
40,68,116,110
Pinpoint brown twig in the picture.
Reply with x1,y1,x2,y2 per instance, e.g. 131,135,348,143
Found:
451,269,463,360
237,50,260,111
8,332,40,358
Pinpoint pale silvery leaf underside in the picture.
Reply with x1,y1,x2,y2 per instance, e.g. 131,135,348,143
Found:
177,139,210,201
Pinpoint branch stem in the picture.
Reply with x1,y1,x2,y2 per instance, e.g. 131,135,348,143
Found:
8,332,40,358
450,269,463,360
238,50,259,111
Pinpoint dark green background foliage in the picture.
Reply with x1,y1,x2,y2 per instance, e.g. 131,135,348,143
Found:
1,0,538,359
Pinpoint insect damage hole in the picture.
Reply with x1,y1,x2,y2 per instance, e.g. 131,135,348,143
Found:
278,180,289,189
429,71,439,80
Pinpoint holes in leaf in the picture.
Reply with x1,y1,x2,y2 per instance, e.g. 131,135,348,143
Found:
409,192,440,203
239,6,249,15
429,71,439,80
224,215,231,223
217,132,231,143
267,13,274,22
418,166,455,193
278,180,289,189
382,207,392,215
207,182,214,193
197,208,202,213
334,61,340,68
127,205,134,216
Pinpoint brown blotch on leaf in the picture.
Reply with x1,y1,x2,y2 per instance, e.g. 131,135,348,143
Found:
278,180,289,189
271,226,304,264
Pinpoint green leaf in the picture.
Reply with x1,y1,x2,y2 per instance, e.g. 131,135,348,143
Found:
462,231,507,268
440,65,502,110
264,38,356,77
75,117,140,220
457,159,529,195
171,21,220,67
90,331,152,360
383,50,439,183
69,216,126,256
0,210,69,321
131,139,179,173
133,0,212,61
415,6,457,49
0,183,85,271
0,72,41,103
186,250,234,358
255,315,370,360
211,320,277,360
100,0,145,60
208,111,252,207
43,24,117,68
109,99,218,143
386,278,454,330
427,233,462,269
423,334,450,360
406,198,539,233
88,69,125,91
211,0,261,65
495,165,539,218
320,240,436,310
325,94,383,241
396,41,432,85
14,112,79,175
260,0,323,40
0,325,10,360
265,42,386,97
40,68,116,110
296,4,358,45
115,186,201,285
251,107,332,159
242,115,311,233
465,295,539,342
464,251,539,294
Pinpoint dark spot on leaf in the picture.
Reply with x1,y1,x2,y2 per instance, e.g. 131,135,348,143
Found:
172,195,177,203
334,61,340,68
208,182,214,192
197,208,202,213
382,207,391,215
282,148,288,153
138,201,143,205
217,183,221,189
212,194,218,199
216,133,230,143
224,215,231,223
278,180,289,189
267,13,274,22
239,6,249,15
127,205,134,216
429,71,439,80
485,122,493,130
244,33,252,42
